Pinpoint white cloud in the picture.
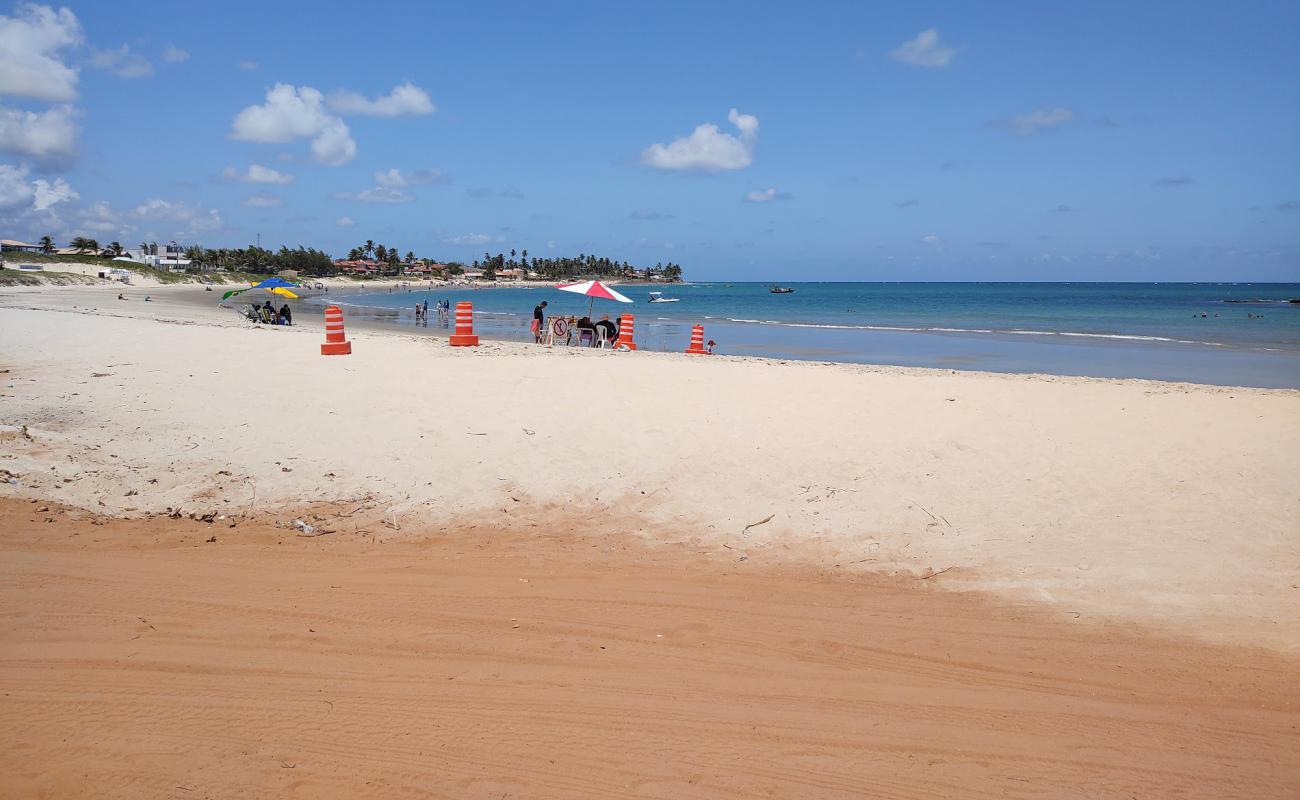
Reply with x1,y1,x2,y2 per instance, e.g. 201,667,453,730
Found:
0,104,79,165
0,163,69,210
374,167,447,187
356,186,411,203
243,192,282,207
889,29,955,68
130,198,223,237
222,163,294,184
335,216,356,227
310,118,356,165
995,108,1074,136
0,3,83,101
921,234,941,243
237,59,257,71
32,175,76,210
641,108,759,172
162,44,189,64
74,200,128,234
327,82,435,117
744,187,788,203
77,199,130,235
88,44,153,79
442,233,490,246
230,83,357,166
0,164,33,209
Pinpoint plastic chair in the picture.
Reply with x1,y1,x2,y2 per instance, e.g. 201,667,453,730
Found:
596,328,613,348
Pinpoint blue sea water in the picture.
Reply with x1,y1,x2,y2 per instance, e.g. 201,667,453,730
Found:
311,282,1300,388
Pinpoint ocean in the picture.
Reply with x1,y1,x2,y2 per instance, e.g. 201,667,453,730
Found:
310,282,1300,388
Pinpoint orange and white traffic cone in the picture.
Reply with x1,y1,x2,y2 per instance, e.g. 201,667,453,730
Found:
615,314,637,351
320,305,352,355
449,301,479,346
685,324,707,354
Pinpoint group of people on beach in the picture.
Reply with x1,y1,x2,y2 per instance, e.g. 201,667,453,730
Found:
414,299,449,326
244,300,292,326
531,300,618,346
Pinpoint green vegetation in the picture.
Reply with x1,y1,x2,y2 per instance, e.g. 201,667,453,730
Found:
0,269,99,286
183,245,334,276
12,233,686,285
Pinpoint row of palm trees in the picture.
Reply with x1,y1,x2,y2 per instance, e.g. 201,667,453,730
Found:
471,250,683,281
345,240,414,266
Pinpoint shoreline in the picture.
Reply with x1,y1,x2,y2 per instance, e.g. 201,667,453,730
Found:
288,283,1300,388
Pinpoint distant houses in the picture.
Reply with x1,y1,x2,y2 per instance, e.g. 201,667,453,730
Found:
1,239,43,253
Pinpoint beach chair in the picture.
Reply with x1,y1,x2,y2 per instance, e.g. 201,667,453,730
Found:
596,328,613,348
578,328,594,347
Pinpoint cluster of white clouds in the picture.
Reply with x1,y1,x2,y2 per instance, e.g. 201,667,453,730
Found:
642,108,758,172
0,162,77,211
0,104,78,167
229,82,434,166
1,3,199,240
0,4,82,102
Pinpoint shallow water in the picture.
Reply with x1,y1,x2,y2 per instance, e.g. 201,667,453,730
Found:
306,282,1300,388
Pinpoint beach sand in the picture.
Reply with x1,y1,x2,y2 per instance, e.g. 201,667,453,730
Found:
2,284,1298,797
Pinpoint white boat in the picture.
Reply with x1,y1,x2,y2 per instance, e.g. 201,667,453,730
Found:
647,291,679,303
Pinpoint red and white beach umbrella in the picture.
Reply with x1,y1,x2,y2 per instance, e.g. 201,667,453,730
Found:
555,279,633,314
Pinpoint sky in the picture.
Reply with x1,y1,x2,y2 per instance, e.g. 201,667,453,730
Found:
1,0,1297,281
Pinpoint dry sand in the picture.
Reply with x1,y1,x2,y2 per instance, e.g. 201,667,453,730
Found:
1,501,1297,799
1,284,1298,797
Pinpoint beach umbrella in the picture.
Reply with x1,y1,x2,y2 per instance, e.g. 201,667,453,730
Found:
555,279,633,315
222,277,301,301
252,277,298,289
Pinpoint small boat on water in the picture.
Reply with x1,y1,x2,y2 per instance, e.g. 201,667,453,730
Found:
769,285,794,294
647,291,680,303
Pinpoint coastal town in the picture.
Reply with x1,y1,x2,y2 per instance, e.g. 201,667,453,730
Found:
1,236,685,284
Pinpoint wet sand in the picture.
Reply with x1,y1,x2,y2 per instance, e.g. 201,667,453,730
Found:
1,499,1297,799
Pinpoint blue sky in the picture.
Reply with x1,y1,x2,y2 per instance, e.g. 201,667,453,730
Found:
1,0,1297,280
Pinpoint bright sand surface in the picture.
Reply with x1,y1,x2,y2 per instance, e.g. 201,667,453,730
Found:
2,284,1298,797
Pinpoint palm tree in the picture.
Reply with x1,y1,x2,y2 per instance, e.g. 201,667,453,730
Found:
38,235,54,253
375,244,387,262
363,240,375,259
109,241,123,257
70,236,90,254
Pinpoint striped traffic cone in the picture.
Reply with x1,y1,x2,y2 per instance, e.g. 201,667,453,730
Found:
685,324,707,354
320,305,352,355
615,314,637,351
450,301,479,346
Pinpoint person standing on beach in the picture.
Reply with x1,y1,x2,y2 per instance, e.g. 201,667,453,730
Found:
422,300,429,326
532,300,548,343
